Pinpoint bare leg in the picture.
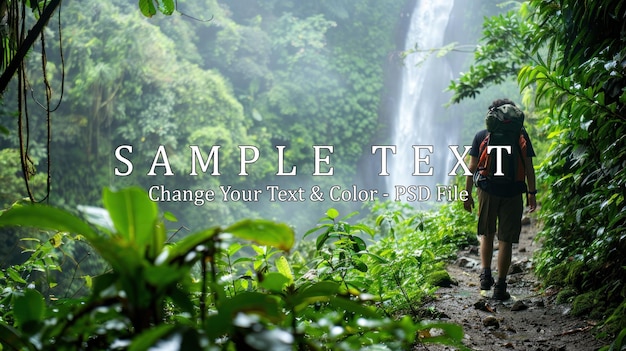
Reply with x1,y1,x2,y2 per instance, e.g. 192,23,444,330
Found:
480,233,495,270
497,240,512,280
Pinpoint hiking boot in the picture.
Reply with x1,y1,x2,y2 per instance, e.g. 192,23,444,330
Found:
479,272,494,290
493,282,511,300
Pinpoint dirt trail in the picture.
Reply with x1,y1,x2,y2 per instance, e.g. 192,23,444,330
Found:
418,214,606,351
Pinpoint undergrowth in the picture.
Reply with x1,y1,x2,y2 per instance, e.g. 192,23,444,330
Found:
0,187,475,350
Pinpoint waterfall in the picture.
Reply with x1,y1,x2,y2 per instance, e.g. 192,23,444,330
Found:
386,0,458,200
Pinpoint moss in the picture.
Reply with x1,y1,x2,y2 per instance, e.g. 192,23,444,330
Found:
603,300,626,335
427,270,454,288
564,260,586,288
544,263,570,287
556,287,578,304
571,290,603,318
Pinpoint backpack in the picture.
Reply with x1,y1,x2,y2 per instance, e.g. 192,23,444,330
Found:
475,104,527,187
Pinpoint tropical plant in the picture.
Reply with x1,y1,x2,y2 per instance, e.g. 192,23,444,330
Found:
0,187,294,348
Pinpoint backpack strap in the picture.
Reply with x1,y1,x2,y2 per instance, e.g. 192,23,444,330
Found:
477,132,490,175
514,132,527,182
477,131,528,182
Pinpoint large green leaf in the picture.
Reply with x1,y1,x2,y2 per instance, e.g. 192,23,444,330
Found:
0,199,146,275
102,187,160,255
13,289,45,333
0,204,97,240
144,265,188,288
225,219,294,251
129,324,203,351
290,281,340,311
129,324,176,351
96,238,146,277
259,272,291,293
218,292,282,322
205,292,283,339
328,296,379,319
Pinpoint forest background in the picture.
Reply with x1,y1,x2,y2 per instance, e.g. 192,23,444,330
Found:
0,0,510,236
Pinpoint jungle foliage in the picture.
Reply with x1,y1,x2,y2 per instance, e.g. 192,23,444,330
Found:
447,0,626,344
0,0,408,230
0,187,476,350
3,0,625,348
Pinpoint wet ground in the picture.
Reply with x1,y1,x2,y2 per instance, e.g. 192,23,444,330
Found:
416,215,606,351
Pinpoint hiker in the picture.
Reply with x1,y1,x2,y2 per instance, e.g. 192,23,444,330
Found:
463,98,537,300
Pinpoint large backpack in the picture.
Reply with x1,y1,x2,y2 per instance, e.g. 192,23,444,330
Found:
476,104,527,186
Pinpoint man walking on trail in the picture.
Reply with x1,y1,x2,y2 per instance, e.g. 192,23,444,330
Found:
463,98,537,300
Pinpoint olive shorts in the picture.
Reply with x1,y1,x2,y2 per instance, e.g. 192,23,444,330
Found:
477,188,523,243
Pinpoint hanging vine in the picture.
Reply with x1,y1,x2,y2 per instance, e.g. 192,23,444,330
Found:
1,0,64,203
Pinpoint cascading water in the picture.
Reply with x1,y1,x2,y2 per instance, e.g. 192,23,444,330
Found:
386,0,459,200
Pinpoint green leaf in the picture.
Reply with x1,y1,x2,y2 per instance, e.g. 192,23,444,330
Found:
351,236,367,252
358,252,388,264
328,296,379,318
92,272,118,298
13,289,45,331
315,231,330,250
225,219,294,251
259,272,290,293
303,224,329,238
158,0,175,15
129,324,176,351
144,265,187,288
351,223,375,236
162,227,220,265
291,281,340,309
83,275,93,289
138,0,156,17
103,187,160,253
97,241,146,279
275,255,293,283
0,204,97,241
6,267,26,284
163,211,178,222
218,292,282,322
375,215,385,227
151,220,167,261
326,208,339,219
227,242,243,256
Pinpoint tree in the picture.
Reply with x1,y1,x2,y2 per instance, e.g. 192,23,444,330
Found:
0,0,182,204
448,0,626,340
0,0,178,95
